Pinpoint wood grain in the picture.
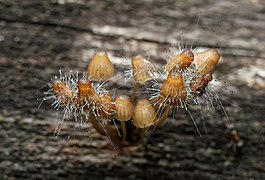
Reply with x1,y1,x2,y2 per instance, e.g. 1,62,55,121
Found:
0,0,264,179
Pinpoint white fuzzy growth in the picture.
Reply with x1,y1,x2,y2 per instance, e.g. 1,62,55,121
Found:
41,70,110,134
146,43,230,132
148,42,200,105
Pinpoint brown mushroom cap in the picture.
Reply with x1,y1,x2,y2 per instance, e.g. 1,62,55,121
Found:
133,99,157,128
87,52,115,81
52,80,74,106
131,55,154,83
166,50,194,73
193,48,220,76
160,71,187,107
77,78,100,107
114,95,134,121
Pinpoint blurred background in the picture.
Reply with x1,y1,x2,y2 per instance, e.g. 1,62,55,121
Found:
0,0,264,179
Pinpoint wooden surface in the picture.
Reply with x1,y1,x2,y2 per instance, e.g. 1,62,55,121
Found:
0,0,264,179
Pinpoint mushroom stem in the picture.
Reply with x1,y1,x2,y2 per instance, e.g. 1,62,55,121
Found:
149,96,160,104
90,113,120,145
139,128,146,144
90,113,120,147
148,96,160,110
130,83,140,102
128,128,146,146
152,106,172,129
121,121,127,144
90,113,107,136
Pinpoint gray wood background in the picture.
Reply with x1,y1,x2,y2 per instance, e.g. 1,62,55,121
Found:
0,0,264,179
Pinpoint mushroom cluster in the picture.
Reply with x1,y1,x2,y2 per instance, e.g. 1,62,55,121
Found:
44,48,220,148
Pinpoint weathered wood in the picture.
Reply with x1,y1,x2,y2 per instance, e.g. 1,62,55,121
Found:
0,0,264,179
